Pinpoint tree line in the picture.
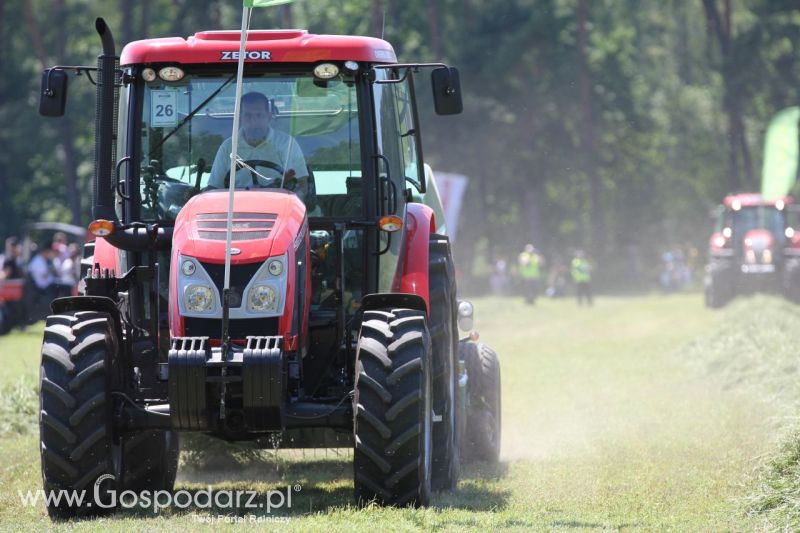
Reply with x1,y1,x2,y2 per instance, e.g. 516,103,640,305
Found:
1,0,798,289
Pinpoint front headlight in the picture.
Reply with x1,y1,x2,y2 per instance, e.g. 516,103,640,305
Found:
268,259,284,276
185,285,214,312
248,284,278,312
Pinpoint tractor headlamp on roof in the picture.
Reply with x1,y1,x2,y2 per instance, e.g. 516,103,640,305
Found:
313,63,339,80
158,66,184,82
342,61,359,74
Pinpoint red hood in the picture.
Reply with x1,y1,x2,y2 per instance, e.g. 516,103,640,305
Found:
743,229,774,251
173,190,306,264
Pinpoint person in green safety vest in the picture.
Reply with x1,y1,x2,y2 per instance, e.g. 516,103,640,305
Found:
518,244,543,304
571,250,593,306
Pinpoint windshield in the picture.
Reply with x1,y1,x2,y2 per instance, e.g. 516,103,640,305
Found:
138,72,361,221
728,206,786,246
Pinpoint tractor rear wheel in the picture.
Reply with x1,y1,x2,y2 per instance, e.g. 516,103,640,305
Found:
704,278,724,308
459,342,501,463
39,311,119,518
353,308,433,507
784,258,800,304
428,235,459,491
704,261,733,308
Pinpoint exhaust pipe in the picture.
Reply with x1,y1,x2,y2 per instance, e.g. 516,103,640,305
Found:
93,18,116,223
92,18,171,251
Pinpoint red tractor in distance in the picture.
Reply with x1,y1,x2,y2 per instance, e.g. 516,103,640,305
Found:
704,193,800,307
37,19,501,517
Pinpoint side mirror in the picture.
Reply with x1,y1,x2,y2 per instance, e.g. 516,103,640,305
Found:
39,69,68,117
431,67,463,115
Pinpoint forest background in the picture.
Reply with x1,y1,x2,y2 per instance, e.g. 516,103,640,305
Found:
2,0,798,291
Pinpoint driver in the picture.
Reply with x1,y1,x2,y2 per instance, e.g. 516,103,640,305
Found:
207,91,309,201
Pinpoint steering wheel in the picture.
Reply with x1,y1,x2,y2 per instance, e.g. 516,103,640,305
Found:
216,159,317,213
224,159,285,188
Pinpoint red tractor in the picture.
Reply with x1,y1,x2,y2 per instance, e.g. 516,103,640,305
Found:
704,193,800,307
37,19,501,517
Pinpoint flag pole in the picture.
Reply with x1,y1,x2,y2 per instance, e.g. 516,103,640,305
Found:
221,5,252,357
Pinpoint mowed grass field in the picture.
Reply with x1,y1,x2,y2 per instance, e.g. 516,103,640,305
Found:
0,293,789,531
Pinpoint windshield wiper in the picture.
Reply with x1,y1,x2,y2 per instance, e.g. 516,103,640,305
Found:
149,74,236,157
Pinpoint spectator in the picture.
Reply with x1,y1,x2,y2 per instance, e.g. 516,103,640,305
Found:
545,258,568,298
54,243,80,297
489,258,511,295
571,250,593,306
52,231,70,262
2,236,24,279
1,236,27,332
518,244,544,305
27,242,59,321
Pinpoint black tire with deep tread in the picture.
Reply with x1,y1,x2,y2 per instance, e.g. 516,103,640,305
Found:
704,273,726,309
122,430,179,493
459,342,501,463
704,261,733,309
39,311,118,519
428,235,459,491
353,308,433,507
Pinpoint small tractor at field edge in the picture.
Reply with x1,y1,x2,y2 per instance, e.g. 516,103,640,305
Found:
704,192,800,307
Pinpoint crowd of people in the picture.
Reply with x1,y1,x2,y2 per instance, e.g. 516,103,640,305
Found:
488,242,702,304
659,245,698,291
490,245,594,306
0,233,81,333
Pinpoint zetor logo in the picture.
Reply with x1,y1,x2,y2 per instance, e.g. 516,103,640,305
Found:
221,51,272,61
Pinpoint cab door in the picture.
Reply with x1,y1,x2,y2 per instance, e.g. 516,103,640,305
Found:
371,68,425,292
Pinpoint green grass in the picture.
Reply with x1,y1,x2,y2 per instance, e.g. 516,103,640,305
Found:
0,293,793,531
678,294,800,530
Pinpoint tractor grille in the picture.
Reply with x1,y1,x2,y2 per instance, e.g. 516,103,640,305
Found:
201,261,262,308
184,317,279,339
196,212,277,241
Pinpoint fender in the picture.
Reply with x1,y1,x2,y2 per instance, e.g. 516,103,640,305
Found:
391,203,436,313
50,295,125,357
361,293,427,314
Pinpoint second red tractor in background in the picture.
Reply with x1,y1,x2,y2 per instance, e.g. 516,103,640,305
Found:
704,193,800,307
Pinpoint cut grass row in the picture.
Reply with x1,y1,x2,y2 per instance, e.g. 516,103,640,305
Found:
679,294,800,530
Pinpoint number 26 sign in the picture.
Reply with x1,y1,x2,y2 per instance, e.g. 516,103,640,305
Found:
151,90,178,127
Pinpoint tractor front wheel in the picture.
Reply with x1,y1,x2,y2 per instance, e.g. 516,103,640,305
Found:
121,430,179,493
353,308,433,507
39,311,120,518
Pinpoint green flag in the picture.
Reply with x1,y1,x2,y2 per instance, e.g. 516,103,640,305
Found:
762,106,800,199
244,0,293,7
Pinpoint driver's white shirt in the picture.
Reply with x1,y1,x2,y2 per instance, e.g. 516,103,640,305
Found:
208,127,308,189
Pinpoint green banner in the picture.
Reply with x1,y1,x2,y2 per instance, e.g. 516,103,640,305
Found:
244,0,293,7
762,106,800,199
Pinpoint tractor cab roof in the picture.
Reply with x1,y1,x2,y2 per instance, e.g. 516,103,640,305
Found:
120,30,397,66
722,193,793,210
